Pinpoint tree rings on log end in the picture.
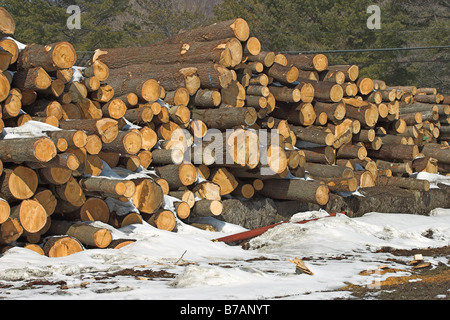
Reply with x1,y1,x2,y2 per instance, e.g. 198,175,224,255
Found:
231,18,250,42
51,42,77,70
313,54,329,72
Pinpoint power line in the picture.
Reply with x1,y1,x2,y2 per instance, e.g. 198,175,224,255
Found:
283,45,450,54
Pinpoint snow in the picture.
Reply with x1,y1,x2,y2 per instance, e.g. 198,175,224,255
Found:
0,207,449,300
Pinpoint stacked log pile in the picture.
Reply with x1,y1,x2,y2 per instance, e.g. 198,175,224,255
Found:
0,8,449,257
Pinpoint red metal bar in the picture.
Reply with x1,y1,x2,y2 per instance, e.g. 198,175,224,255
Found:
212,212,345,244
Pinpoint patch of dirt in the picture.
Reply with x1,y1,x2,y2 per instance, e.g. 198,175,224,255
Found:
336,246,450,300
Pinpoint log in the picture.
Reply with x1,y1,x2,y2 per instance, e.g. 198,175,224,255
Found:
290,125,335,146
143,210,177,232
17,42,77,72
304,162,354,179
337,144,367,160
107,239,137,250
314,101,346,122
210,167,239,196
266,63,299,84
353,171,376,188
10,200,47,234
0,198,10,225
130,178,164,214
421,143,450,164
271,103,316,126
96,38,241,69
155,163,198,189
173,201,191,220
169,190,196,209
59,118,119,144
48,220,112,249
326,65,359,82
297,78,343,103
0,7,16,36
375,176,430,192
192,107,257,129
108,212,143,229
313,177,358,193
165,18,250,43
12,67,52,91
194,89,222,108
259,179,330,205
0,217,23,245
284,53,329,72
55,176,86,208
192,181,222,201
79,177,129,198
42,236,84,258
367,144,419,161
102,130,142,155
343,103,379,128
0,72,10,102
300,147,336,165
191,199,223,218
0,166,38,202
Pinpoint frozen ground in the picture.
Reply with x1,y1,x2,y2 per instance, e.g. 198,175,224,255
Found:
0,207,449,301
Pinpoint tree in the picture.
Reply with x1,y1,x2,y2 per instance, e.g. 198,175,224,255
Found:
214,0,450,93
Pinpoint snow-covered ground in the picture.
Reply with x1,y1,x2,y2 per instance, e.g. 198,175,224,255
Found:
0,208,449,301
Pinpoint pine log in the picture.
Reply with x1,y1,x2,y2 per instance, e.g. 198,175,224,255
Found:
297,78,343,102
343,103,379,128
169,190,196,209
284,53,328,72
107,64,201,95
128,177,164,214
192,107,257,129
12,67,52,91
143,210,177,231
376,159,413,175
300,147,336,165
290,125,335,146
192,181,222,201
17,42,77,72
48,220,112,249
259,179,330,205
326,65,359,82
266,63,299,84
173,201,191,220
0,198,10,224
79,177,129,198
1,93,21,119
59,118,119,144
194,89,222,107
102,130,142,155
0,217,23,245
10,200,47,234
312,176,358,193
0,166,38,202
55,177,86,208
337,144,367,160
191,199,223,218
96,38,241,69
421,143,450,164
353,171,376,188
375,176,430,191
165,18,250,43
304,162,354,179
0,72,10,103
247,51,276,68
367,144,419,161
155,163,198,189
0,7,16,36
42,236,84,258
314,101,346,123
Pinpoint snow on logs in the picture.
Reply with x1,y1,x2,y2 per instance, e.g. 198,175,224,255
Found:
0,7,449,257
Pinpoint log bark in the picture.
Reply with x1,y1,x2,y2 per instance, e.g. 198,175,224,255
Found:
375,176,430,192
165,18,250,43
155,163,198,190
48,220,112,249
367,144,419,161
304,162,354,179
143,210,177,231
192,107,257,129
285,54,329,72
102,130,142,155
17,42,77,72
290,125,335,146
0,7,16,36
259,179,330,205
0,217,23,245
59,118,119,144
96,38,241,69
10,200,47,234
0,166,38,202
297,78,343,103
191,199,223,217
12,67,52,91
421,143,450,164
42,236,84,258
